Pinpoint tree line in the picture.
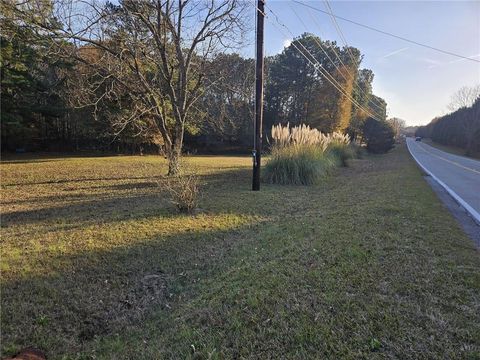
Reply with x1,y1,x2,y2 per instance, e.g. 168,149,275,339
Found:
1,0,391,173
415,85,480,156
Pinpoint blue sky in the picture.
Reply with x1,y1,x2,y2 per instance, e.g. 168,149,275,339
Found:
247,0,480,126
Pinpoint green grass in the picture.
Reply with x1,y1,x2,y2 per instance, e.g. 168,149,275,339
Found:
1,146,479,359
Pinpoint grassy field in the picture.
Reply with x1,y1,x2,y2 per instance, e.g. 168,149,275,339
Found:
1,146,479,359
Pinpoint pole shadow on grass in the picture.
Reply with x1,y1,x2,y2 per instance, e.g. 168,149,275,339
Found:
0,163,337,357
3,149,479,358
1,154,406,359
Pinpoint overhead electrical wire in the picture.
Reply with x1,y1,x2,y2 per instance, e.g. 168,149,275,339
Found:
320,0,387,113
292,0,480,63
323,0,357,66
262,3,384,122
288,2,386,117
258,2,384,122
265,5,383,122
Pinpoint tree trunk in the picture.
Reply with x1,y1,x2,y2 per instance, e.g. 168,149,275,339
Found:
166,136,183,176
167,150,181,176
166,122,185,176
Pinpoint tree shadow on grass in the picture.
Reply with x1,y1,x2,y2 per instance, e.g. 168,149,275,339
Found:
0,214,266,358
1,153,135,164
0,168,255,228
1,193,171,228
1,175,164,187
0,165,340,357
0,159,66,165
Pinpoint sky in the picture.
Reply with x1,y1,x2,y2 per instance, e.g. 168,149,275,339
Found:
246,0,480,126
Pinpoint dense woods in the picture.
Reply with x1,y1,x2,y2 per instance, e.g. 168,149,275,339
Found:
1,0,391,167
416,85,480,155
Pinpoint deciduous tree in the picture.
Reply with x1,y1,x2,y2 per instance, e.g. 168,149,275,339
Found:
10,0,248,174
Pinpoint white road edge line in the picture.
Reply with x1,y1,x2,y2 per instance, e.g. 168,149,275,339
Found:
418,142,480,174
407,139,480,225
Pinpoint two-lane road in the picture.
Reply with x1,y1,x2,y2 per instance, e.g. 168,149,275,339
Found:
407,138,480,223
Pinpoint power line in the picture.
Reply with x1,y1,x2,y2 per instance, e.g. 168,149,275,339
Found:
323,0,356,66
289,3,349,79
278,33,382,122
250,0,383,121
264,4,384,122
289,2,386,116
264,3,383,122
293,0,480,64
321,0,387,114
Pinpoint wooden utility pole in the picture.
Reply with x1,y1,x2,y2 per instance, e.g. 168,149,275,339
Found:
252,0,265,191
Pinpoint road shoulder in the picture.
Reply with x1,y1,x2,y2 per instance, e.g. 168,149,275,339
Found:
407,138,480,224
424,176,480,248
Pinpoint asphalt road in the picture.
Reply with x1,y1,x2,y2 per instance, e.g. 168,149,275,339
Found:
407,138,480,223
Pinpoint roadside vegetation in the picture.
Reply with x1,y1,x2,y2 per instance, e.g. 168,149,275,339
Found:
416,85,480,156
2,146,479,359
264,124,354,185
2,3,390,164
363,118,396,154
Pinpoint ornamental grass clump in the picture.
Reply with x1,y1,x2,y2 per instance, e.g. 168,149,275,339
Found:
264,144,336,185
327,142,356,167
326,133,355,167
265,123,351,185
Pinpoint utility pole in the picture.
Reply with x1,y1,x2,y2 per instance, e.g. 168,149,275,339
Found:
252,0,265,191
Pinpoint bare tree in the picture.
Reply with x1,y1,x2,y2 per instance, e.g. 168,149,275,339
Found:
387,117,406,141
9,0,248,174
448,85,480,155
448,84,480,112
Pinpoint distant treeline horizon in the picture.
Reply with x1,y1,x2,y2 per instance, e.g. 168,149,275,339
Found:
2,1,389,158
415,92,479,156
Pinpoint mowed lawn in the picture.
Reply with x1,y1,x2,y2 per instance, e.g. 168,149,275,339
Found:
1,146,479,359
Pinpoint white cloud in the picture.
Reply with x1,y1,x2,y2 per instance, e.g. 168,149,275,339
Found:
380,47,409,60
422,58,443,69
423,58,441,65
423,54,480,69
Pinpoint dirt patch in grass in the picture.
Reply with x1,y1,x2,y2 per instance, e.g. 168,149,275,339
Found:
1,147,479,359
